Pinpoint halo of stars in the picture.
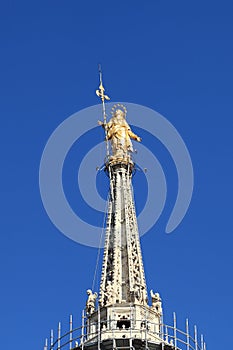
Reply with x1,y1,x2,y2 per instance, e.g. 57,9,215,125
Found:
111,103,127,117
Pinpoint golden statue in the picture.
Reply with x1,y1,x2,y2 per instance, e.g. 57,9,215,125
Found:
99,106,141,159
95,67,141,160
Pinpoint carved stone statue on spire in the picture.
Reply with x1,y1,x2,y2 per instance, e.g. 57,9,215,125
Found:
150,290,162,316
86,289,98,315
98,106,141,159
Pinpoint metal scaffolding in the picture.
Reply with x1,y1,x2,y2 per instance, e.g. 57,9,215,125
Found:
43,311,206,350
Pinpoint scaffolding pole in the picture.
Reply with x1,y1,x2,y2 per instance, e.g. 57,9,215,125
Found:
186,319,190,350
173,312,177,350
69,315,73,350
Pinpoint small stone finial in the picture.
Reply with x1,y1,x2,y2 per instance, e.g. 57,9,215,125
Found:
86,289,98,315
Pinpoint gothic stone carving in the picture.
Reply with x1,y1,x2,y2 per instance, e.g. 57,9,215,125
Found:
86,289,98,315
150,290,162,316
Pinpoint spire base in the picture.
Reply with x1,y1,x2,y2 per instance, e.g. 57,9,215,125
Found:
105,159,135,176
85,304,163,349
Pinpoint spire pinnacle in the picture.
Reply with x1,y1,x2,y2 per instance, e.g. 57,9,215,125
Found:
95,64,110,104
96,64,110,157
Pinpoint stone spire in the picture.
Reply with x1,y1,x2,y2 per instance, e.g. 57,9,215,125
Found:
98,106,147,308
84,72,163,347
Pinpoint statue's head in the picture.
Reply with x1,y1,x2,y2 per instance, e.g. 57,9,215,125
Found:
114,109,125,118
87,289,92,295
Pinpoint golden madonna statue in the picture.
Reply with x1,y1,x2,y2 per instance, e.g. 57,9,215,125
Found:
99,107,141,159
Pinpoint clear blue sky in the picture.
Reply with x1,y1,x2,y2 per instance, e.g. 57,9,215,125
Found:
1,1,233,349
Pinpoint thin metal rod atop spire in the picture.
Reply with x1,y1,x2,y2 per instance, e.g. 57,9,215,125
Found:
96,64,110,105
96,64,110,157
